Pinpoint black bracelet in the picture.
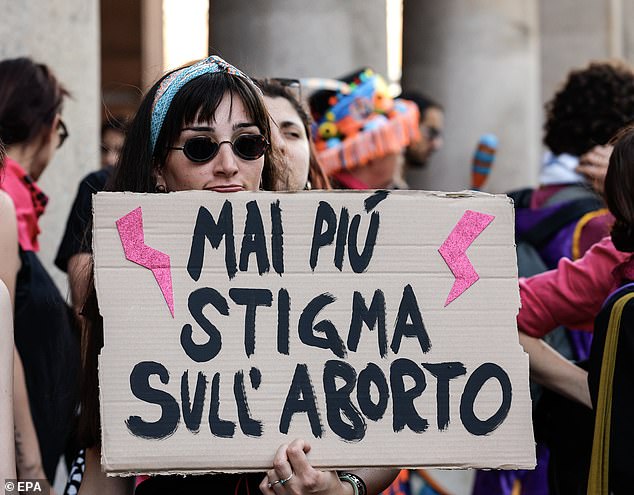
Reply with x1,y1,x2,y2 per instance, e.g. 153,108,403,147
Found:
338,472,367,495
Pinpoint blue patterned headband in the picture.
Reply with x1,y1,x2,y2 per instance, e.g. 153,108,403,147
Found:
150,55,257,153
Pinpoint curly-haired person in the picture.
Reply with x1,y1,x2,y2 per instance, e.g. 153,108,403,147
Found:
474,61,634,495
544,61,634,158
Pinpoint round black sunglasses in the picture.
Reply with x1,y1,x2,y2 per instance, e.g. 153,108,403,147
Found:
169,134,268,163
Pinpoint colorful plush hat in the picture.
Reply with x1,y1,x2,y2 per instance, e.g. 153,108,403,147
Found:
308,68,420,175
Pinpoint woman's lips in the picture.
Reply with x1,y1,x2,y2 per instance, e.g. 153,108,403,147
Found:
206,185,245,192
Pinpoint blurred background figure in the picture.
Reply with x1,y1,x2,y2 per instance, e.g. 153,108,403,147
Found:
0,56,77,492
474,60,634,495
99,117,126,169
56,116,129,317
398,90,444,169
309,68,420,190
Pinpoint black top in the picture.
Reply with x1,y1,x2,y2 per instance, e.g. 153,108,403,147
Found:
135,472,263,494
55,168,112,272
14,248,80,481
588,282,634,494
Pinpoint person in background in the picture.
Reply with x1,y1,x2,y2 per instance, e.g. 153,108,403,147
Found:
0,56,76,490
309,68,420,190
100,117,126,169
476,59,634,495
584,125,634,494
398,90,444,169
257,78,330,191
310,70,452,495
56,117,128,316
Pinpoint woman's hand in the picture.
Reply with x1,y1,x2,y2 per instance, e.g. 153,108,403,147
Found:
576,144,613,194
259,439,352,495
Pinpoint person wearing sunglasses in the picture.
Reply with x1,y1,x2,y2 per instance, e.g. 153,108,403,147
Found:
77,56,397,495
0,57,76,491
257,78,331,191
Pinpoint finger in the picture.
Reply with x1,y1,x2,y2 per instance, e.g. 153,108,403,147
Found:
264,469,287,494
576,164,603,180
575,166,594,180
594,144,613,158
584,152,604,164
579,153,608,169
285,438,313,477
272,443,293,479
259,474,275,495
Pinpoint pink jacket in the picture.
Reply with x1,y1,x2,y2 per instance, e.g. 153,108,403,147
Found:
0,157,48,251
518,236,634,337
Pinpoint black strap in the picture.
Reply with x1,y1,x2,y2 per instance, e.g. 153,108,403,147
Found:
518,197,604,249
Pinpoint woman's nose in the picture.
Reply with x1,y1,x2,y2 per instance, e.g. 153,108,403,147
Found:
212,142,240,176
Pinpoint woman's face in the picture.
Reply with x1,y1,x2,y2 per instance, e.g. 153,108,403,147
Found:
158,92,265,192
31,114,64,181
264,95,310,191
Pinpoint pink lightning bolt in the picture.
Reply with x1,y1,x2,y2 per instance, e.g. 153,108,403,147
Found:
116,207,175,317
438,210,495,306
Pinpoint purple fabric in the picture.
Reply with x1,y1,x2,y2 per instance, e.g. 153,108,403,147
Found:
540,222,576,269
515,202,567,236
567,329,594,361
471,444,550,495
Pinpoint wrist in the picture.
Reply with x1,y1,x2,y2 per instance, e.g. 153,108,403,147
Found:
338,472,367,495
18,461,45,479
338,478,355,495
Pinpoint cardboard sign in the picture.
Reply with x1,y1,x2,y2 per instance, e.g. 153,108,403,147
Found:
93,190,535,474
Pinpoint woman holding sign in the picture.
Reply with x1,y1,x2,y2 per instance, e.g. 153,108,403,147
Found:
78,56,397,495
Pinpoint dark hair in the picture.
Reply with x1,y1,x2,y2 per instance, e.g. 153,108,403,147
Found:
257,79,331,190
0,57,69,146
101,116,127,137
80,62,280,448
604,125,634,252
110,70,278,193
544,62,634,156
398,90,443,118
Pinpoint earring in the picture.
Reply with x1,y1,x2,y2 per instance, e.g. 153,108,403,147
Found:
155,184,167,193
304,180,312,191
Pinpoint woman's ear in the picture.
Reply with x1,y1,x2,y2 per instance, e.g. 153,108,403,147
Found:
40,114,60,147
153,166,168,193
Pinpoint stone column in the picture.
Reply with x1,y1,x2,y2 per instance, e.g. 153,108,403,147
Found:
624,0,634,61
210,0,388,79
539,0,616,103
401,0,541,193
0,0,100,291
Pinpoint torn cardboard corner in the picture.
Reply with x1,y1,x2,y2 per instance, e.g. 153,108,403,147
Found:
93,189,535,475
